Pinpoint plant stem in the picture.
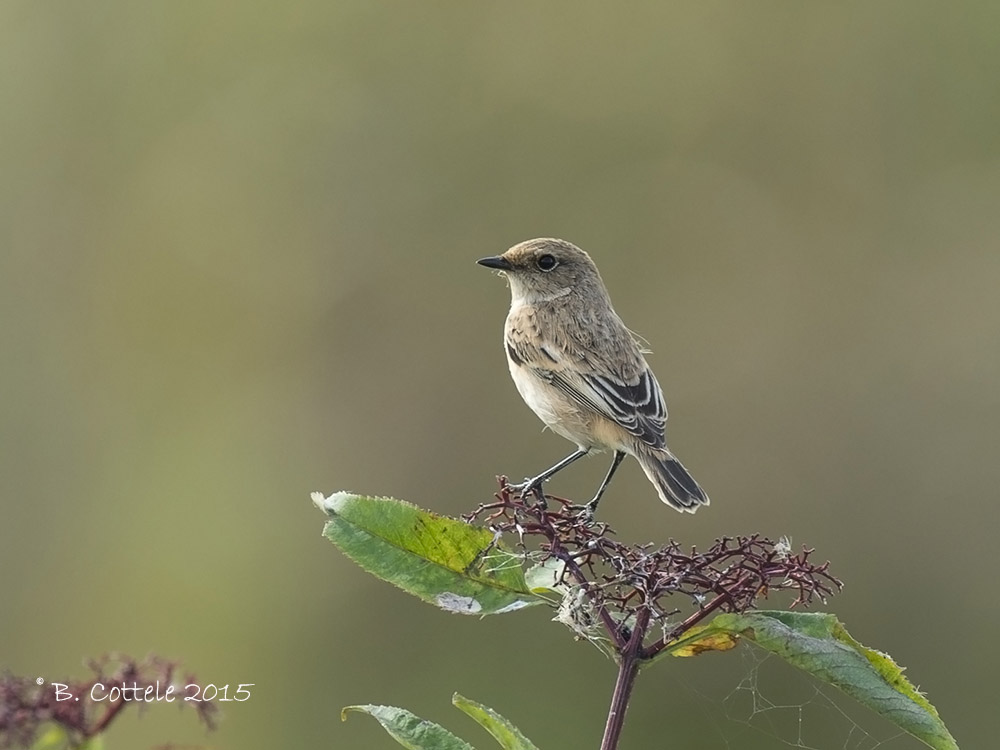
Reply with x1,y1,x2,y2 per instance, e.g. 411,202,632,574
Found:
599,654,640,750
547,525,627,650
643,573,752,660
599,608,649,750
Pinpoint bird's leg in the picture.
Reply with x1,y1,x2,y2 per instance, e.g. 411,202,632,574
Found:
579,450,626,519
508,449,589,501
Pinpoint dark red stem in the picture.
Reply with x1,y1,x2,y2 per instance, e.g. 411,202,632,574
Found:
599,607,649,750
643,573,752,659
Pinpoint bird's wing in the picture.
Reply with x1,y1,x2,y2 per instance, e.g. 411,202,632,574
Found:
507,333,668,449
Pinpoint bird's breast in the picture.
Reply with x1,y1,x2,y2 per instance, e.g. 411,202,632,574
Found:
508,359,561,426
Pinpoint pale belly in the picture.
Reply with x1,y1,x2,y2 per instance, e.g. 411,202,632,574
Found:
508,360,626,453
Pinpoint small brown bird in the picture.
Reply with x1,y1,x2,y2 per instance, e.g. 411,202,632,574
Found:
478,238,708,514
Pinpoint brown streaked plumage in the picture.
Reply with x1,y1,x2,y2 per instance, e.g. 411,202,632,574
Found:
478,238,708,514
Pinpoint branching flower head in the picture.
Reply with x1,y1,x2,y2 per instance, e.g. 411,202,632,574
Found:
0,654,217,749
465,479,842,658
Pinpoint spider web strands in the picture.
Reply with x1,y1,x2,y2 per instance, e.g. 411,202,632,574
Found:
721,649,911,750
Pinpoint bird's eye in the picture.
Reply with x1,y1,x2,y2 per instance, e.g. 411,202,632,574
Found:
536,254,558,271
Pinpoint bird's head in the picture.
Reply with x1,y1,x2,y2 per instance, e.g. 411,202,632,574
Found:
477,238,606,304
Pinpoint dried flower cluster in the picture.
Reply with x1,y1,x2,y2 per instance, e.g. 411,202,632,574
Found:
465,479,842,658
0,654,217,749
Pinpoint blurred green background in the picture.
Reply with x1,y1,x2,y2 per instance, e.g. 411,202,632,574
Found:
2,2,996,748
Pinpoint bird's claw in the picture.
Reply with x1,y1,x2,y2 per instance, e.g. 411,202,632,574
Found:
568,501,598,526
507,477,546,504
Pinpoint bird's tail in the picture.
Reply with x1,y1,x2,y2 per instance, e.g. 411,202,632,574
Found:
635,445,709,513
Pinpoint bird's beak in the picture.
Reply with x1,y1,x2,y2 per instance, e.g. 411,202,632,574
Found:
477,255,513,271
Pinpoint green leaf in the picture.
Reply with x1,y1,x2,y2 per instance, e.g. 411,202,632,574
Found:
27,727,102,750
523,558,568,595
453,693,540,750
342,705,476,750
314,492,542,615
709,611,959,750
660,622,739,658
29,726,70,750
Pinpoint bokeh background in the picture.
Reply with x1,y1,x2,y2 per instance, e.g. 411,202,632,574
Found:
2,2,997,748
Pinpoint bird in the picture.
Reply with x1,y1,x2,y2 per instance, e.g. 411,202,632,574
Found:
477,238,708,514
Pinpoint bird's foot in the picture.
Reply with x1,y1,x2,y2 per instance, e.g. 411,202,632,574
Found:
506,476,546,505
567,500,598,526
